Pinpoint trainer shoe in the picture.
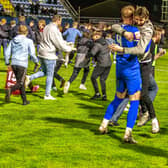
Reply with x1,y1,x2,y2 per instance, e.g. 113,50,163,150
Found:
25,75,31,88
99,125,108,134
60,79,66,88
64,81,70,94
5,88,11,102
109,121,120,126
91,93,101,100
152,118,160,134
124,130,137,144
23,100,30,105
79,84,87,90
65,62,68,68
102,95,107,101
99,119,109,134
52,87,57,92
137,111,149,126
44,95,56,100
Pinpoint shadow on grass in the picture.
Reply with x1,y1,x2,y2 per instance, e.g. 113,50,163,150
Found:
0,89,5,94
43,116,124,143
75,102,104,119
0,69,7,73
44,116,99,133
119,143,168,159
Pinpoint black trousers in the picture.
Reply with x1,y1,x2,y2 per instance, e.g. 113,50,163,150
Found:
91,65,111,96
11,65,27,102
52,60,64,87
140,63,156,119
69,67,89,84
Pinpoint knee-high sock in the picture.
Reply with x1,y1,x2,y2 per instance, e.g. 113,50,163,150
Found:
127,100,139,129
104,95,123,120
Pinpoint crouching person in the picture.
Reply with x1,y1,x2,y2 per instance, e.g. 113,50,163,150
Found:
5,25,39,105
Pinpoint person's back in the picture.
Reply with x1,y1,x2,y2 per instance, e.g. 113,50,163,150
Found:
91,36,112,67
63,22,82,43
5,31,36,68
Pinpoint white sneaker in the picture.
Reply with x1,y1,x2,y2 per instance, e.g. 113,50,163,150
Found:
64,81,70,94
25,75,31,88
152,118,160,134
44,95,56,100
79,84,87,90
98,119,109,134
52,87,57,92
137,111,149,126
65,62,68,68
124,128,137,144
99,125,108,134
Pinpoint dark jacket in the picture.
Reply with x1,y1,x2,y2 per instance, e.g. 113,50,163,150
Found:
35,28,43,44
12,21,35,41
90,37,112,67
0,24,9,39
75,37,93,68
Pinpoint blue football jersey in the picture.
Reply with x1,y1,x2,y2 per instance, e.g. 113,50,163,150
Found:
115,24,139,66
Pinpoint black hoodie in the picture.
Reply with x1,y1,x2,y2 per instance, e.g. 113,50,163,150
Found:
90,37,112,67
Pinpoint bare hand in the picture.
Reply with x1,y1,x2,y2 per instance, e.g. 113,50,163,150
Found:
109,44,124,52
124,32,134,41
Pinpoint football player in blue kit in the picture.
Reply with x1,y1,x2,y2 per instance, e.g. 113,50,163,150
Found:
99,5,141,143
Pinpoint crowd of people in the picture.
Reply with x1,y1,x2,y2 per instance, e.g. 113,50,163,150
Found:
0,4,166,143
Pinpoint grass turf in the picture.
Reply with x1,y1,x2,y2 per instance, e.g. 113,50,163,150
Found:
0,50,168,168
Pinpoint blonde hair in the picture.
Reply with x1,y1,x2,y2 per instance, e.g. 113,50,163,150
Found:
38,19,46,27
10,20,16,26
121,5,135,19
52,15,62,22
73,22,78,27
18,25,28,35
1,18,7,24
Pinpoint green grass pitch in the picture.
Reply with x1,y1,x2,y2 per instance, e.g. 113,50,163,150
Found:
0,49,168,168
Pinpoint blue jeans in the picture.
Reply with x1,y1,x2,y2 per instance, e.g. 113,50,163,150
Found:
148,73,158,102
111,98,129,122
0,39,8,58
30,58,56,96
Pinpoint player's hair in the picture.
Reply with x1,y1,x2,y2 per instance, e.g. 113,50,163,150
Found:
134,6,149,19
121,5,135,18
52,15,62,22
18,25,28,35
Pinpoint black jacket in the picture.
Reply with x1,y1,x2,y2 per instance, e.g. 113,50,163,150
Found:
75,37,93,68
0,24,9,39
90,37,112,67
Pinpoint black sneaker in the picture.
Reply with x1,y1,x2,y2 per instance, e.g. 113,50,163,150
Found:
91,93,101,100
109,121,120,126
23,101,30,105
102,95,107,101
5,88,11,102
